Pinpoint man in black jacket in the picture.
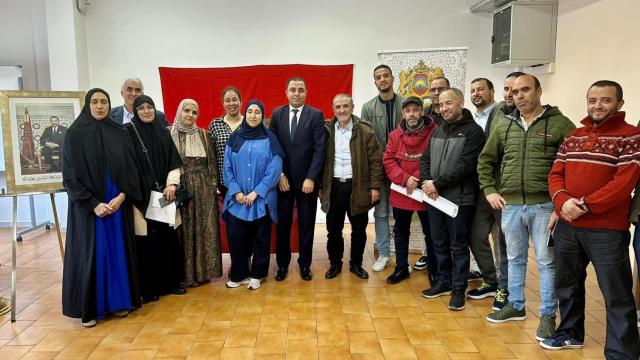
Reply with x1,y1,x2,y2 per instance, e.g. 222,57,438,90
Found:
420,88,486,311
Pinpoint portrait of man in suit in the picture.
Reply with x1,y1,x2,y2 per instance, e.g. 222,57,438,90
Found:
39,115,67,172
269,76,328,281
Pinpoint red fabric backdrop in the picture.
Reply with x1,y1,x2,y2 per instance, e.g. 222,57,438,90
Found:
158,64,353,126
160,64,353,253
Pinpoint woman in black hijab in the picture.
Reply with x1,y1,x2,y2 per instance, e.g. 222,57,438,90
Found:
62,88,142,327
126,95,186,302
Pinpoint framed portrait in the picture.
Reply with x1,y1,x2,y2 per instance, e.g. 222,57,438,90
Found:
0,90,85,195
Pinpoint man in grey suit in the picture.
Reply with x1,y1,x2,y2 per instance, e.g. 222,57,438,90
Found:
110,77,168,126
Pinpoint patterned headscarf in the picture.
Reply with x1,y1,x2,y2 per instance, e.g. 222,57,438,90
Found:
170,98,206,157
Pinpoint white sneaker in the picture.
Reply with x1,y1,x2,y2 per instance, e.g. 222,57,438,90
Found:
372,256,389,272
226,278,250,288
247,278,262,290
82,319,97,327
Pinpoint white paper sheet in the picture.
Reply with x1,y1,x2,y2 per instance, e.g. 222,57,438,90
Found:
145,191,176,225
390,183,459,218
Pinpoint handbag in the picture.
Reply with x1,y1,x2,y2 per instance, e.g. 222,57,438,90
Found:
174,175,192,207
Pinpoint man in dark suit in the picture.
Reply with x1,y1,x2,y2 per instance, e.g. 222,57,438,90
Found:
110,77,168,126
39,115,67,171
269,77,327,281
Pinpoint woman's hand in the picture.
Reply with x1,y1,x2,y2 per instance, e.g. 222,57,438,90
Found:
244,192,258,207
163,185,177,202
235,192,246,204
107,192,126,212
94,203,113,217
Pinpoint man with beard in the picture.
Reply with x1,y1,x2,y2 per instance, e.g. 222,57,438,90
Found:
39,115,67,171
420,88,485,310
466,77,508,310
383,96,437,284
361,65,405,273
543,81,640,358
423,77,449,126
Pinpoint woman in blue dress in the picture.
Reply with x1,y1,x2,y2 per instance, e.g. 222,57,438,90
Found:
223,99,284,290
62,88,142,327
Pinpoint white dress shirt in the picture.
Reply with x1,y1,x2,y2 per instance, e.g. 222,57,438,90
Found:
289,105,304,133
473,102,497,131
333,120,353,179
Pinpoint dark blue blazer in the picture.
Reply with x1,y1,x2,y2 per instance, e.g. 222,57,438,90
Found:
110,105,169,127
269,104,327,190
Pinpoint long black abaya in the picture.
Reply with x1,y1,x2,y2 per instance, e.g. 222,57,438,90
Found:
126,95,185,300
61,88,142,322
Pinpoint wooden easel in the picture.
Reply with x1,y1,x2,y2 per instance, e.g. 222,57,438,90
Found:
2,191,64,322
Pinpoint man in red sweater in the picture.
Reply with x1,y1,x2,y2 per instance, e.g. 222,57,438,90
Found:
544,80,640,358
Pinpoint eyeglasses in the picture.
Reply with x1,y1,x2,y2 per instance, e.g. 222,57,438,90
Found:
429,87,447,94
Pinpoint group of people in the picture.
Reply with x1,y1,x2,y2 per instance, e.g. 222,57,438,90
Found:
62,80,222,328
59,69,640,359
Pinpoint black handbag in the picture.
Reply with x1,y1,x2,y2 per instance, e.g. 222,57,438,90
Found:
174,175,192,207
131,122,192,207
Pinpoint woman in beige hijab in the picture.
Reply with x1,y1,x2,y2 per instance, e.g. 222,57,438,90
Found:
171,99,222,286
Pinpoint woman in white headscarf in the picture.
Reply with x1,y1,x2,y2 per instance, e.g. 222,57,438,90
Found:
171,99,222,286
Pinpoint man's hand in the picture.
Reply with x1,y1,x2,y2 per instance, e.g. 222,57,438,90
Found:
421,180,438,200
561,198,587,221
302,178,315,194
163,185,177,202
371,189,380,204
548,211,559,231
107,193,126,212
486,193,506,211
405,176,419,195
278,174,290,192
244,191,258,207
94,203,113,218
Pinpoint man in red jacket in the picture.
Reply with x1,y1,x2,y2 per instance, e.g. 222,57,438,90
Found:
383,96,437,284
544,80,640,358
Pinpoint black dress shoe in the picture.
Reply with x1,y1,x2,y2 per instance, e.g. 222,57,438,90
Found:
171,287,187,295
386,267,410,284
324,265,342,279
349,265,369,279
275,267,288,281
300,267,313,281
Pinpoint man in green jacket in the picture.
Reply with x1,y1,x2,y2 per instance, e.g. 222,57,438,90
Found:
477,73,575,341
320,94,383,280
361,65,405,272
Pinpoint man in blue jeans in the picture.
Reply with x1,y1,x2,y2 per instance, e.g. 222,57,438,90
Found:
361,65,405,272
477,74,575,340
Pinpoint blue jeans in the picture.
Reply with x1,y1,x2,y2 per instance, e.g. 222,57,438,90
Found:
501,202,557,316
374,184,391,257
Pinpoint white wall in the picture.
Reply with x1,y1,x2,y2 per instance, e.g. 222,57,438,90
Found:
0,0,50,91
540,0,640,123
82,0,508,114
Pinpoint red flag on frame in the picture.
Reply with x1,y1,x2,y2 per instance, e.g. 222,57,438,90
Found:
159,64,353,127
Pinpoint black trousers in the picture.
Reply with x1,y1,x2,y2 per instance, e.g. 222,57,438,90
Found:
325,180,368,267
392,207,431,271
554,221,639,360
428,205,474,290
226,213,272,282
136,220,184,299
276,187,318,269
469,194,508,287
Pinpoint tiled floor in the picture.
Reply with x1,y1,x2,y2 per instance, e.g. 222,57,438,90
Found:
0,225,622,359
